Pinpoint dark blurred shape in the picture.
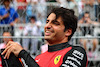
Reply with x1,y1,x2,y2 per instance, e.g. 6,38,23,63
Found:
0,49,23,67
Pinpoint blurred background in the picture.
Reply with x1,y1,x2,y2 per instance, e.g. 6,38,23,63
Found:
0,0,100,67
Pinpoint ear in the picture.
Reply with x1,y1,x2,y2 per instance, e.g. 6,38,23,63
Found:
65,28,72,37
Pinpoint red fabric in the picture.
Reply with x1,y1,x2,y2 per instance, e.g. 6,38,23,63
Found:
86,55,88,67
0,57,2,67
35,47,72,67
17,0,26,2
19,58,24,66
17,0,27,10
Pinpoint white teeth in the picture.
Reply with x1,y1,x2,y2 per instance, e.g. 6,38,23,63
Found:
46,31,51,33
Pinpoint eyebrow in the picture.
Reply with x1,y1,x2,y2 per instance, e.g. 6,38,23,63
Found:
52,20,60,23
46,19,60,22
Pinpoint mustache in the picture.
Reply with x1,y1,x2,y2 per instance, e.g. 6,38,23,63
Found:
45,28,54,32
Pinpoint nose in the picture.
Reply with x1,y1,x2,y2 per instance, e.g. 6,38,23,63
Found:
45,22,52,29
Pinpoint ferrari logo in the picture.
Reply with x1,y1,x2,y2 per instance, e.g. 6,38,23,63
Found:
54,55,61,65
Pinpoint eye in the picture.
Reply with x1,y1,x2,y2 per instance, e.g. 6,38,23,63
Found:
52,20,60,25
46,20,49,24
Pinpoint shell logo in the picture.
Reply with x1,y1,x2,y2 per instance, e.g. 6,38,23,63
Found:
54,55,61,65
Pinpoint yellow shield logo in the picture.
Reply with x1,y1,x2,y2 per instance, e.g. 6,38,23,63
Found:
54,55,61,65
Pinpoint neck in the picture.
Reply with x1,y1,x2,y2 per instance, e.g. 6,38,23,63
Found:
5,6,10,9
47,40,68,46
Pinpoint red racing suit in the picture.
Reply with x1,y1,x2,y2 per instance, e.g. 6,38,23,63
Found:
19,42,88,67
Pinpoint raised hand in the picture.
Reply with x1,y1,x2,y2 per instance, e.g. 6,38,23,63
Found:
1,41,23,59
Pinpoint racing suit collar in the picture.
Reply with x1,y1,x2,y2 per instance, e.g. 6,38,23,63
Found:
48,42,70,52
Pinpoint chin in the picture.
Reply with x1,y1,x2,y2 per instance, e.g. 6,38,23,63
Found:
44,36,52,40
44,36,50,39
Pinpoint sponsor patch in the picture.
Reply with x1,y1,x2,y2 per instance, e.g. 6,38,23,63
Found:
72,50,84,60
67,56,81,66
65,60,77,67
54,55,61,65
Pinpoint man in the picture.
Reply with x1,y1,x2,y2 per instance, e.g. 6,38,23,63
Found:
0,31,13,49
17,0,27,23
78,12,98,52
78,12,98,35
0,0,19,35
2,7,88,67
0,31,23,67
23,16,42,55
84,0,96,21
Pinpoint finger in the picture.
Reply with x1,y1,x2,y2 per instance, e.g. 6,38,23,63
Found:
1,45,12,55
4,48,12,59
7,48,13,59
6,41,14,48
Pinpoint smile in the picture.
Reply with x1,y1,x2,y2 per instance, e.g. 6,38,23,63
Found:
45,31,52,36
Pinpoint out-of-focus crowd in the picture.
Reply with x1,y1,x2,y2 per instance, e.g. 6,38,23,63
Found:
0,0,100,60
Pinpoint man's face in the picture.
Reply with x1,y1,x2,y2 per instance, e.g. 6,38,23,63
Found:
30,18,35,24
4,1,10,7
3,32,12,44
44,13,67,45
84,13,90,21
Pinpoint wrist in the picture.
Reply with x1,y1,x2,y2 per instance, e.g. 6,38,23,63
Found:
18,49,26,58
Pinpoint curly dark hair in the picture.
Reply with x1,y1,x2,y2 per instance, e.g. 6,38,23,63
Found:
49,7,78,41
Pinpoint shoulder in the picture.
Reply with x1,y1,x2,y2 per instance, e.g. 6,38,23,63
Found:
72,46,86,53
61,46,88,67
10,7,16,11
0,43,6,49
67,45,86,53
71,46,87,60
0,43,5,46
65,46,87,59
0,7,5,11
0,8,3,10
